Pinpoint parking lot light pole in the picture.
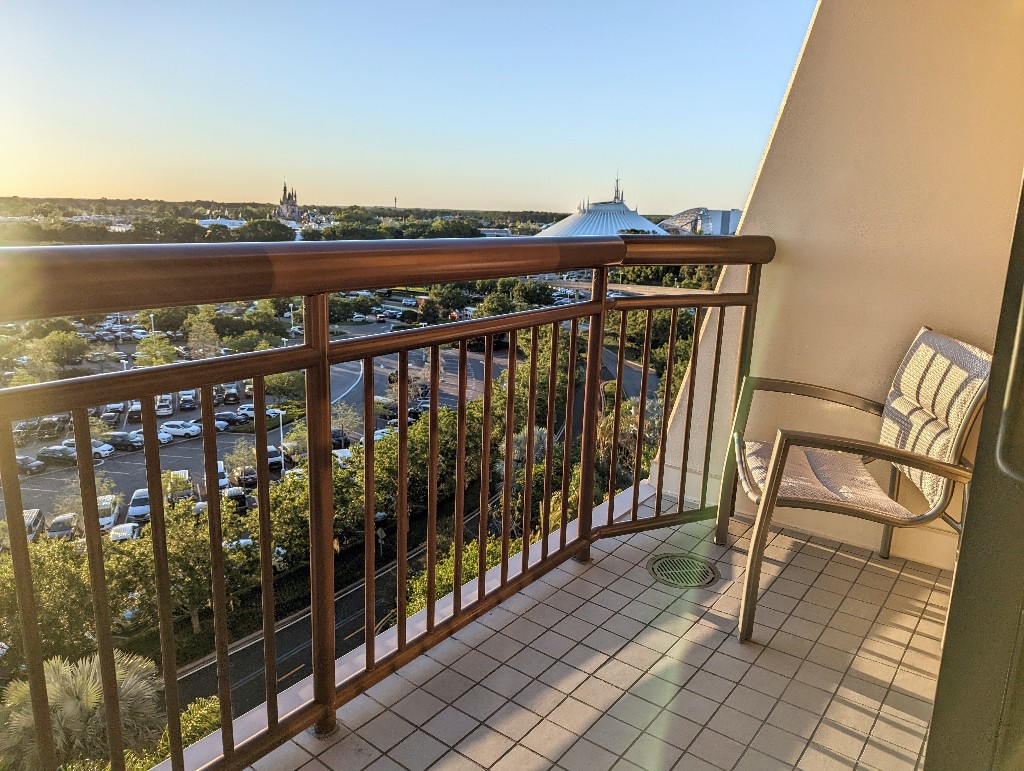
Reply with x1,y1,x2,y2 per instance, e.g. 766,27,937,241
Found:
149,313,156,334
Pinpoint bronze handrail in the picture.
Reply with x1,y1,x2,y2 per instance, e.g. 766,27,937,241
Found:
0,235,774,322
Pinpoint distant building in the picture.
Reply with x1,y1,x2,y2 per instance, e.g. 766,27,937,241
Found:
197,218,246,229
537,180,667,237
658,207,742,235
480,228,512,237
274,182,301,222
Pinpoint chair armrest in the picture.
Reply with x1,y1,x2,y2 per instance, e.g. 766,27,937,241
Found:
730,376,885,442
744,377,885,415
776,429,973,484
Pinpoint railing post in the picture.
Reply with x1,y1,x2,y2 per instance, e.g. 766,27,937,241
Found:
575,267,608,561
304,293,338,737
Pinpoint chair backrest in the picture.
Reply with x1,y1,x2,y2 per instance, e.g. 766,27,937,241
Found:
879,328,991,509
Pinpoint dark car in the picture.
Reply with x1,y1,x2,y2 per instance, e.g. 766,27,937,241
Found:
35,417,63,441
229,466,258,488
36,446,78,467
222,386,240,404
16,455,45,475
46,514,80,540
224,486,254,515
331,429,351,449
99,412,120,427
214,411,248,426
103,431,145,451
12,419,41,446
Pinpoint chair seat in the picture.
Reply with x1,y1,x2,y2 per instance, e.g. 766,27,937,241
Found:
738,440,915,521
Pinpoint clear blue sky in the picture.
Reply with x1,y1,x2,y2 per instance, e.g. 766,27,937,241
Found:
0,1,817,213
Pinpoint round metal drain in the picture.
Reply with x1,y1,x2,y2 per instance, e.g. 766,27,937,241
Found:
647,553,719,589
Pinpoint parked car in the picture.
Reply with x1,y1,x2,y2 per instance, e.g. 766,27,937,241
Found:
216,460,228,490
154,395,174,416
223,386,240,404
401,298,419,307
185,418,228,432
109,523,141,542
331,429,351,449
243,379,253,397
36,446,78,468
99,411,120,427
129,428,172,445
236,404,285,420
15,455,45,475
165,469,194,503
178,390,197,410
95,495,121,532
214,411,248,425
160,420,202,438
35,417,63,441
103,431,145,451
126,401,143,423
333,448,352,469
12,419,40,445
46,514,80,541
131,329,149,341
266,445,286,472
61,438,115,458
223,487,254,515
23,509,45,542
351,314,368,322
126,489,151,523
229,466,258,488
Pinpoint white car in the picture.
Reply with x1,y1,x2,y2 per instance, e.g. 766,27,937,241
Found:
160,421,202,438
130,428,172,445
236,404,285,420
185,418,228,432
224,539,287,571
109,523,141,542
61,438,115,458
131,329,149,341
361,427,397,445
154,395,174,416
216,460,228,489
126,489,151,523
351,314,368,322
401,298,419,307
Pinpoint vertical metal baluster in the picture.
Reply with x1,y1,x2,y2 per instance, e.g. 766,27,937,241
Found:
397,351,409,648
427,345,440,631
607,310,627,525
141,398,184,771
362,357,376,669
559,318,579,550
0,423,59,770
630,309,654,520
654,309,679,516
677,308,701,511
576,268,609,560
479,336,493,600
249,379,278,726
501,329,517,584
700,310,726,509
454,341,468,614
541,322,559,561
303,293,337,734
197,391,236,753
522,326,539,573
71,409,127,771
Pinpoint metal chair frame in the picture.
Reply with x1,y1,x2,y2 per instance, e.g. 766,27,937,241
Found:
716,375,986,641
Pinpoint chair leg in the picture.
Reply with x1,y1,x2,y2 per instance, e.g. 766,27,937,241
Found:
738,492,776,641
879,525,893,559
715,435,740,546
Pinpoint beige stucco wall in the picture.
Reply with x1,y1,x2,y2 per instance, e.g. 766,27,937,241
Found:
657,0,1024,568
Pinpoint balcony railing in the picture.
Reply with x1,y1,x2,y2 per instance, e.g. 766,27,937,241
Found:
0,234,773,770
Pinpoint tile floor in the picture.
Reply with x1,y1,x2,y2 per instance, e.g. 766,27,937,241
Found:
251,514,949,770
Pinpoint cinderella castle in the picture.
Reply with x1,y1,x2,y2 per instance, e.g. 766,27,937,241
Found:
274,182,301,222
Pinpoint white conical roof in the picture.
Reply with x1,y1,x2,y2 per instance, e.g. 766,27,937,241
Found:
537,182,667,237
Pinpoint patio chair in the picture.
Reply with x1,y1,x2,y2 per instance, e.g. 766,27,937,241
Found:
716,328,991,641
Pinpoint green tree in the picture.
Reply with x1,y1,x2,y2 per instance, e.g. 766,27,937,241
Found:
321,222,385,240
203,223,234,242
186,314,221,360
266,370,305,401
21,318,75,339
299,226,324,241
473,292,515,318
428,218,481,238
0,538,98,679
133,332,175,367
331,401,359,434
139,306,198,334
233,219,296,242
39,330,88,370
0,651,165,770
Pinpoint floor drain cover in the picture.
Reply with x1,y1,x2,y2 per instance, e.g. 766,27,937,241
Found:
647,553,719,589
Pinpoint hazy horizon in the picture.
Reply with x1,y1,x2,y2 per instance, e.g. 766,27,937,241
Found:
1,1,817,213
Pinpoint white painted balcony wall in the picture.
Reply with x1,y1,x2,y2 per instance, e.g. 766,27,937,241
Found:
657,0,1024,570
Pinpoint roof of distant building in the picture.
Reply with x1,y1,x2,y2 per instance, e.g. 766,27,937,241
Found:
197,218,246,229
537,180,667,238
